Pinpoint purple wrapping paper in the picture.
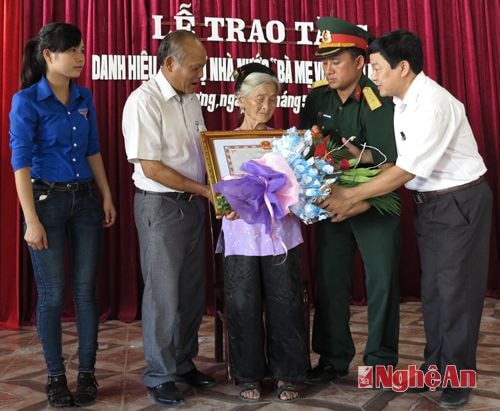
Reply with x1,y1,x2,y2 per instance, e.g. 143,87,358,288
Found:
213,160,289,234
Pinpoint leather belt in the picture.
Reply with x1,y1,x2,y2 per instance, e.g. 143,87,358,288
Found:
31,179,94,191
413,176,484,204
135,187,196,202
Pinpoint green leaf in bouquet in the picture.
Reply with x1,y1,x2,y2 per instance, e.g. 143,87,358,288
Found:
336,167,401,216
216,194,232,214
326,141,354,163
368,191,401,216
338,168,381,185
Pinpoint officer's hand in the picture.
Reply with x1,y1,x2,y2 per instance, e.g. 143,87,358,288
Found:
319,184,372,220
319,185,353,215
311,125,322,136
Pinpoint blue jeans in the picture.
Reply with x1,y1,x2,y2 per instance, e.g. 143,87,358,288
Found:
27,183,103,376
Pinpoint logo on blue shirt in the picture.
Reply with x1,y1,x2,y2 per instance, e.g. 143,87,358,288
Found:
79,108,88,119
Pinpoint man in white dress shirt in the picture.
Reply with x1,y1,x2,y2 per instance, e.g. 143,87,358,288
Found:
322,30,493,408
122,30,214,407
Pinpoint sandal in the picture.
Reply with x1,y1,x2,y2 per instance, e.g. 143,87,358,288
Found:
239,381,262,402
276,381,299,403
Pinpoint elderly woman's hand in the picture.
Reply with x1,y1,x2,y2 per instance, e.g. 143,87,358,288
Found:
216,210,239,220
224,211,239,220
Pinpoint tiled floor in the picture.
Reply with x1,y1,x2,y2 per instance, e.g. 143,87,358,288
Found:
1,299,500,410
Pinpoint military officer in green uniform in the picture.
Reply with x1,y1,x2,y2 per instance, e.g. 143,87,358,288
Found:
299,17,401,383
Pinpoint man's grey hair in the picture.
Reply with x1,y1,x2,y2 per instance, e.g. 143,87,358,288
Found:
158,30,201,66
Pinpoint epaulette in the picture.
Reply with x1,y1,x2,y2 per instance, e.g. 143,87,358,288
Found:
362,86,382,111
311,78,329,89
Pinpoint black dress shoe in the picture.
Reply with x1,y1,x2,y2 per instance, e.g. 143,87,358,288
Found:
148,382,184,406
439,388,471,408
176,368,216,388
74,371,98,406
305,362,348,385
46,374,74,407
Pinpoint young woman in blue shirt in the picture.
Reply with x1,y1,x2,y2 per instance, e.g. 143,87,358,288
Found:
9,22,116,408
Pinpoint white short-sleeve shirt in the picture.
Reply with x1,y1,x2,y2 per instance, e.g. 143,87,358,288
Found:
122,70,207,192
394,72,486,192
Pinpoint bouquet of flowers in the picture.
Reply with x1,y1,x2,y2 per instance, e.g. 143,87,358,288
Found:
214,127,400,226
270,128,336,224
306,128,400,217
272,127,400,224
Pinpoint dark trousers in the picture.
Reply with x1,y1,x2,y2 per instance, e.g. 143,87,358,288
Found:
134,193,206,387
415,180,493,373
223,246,308,383
312,208,401,370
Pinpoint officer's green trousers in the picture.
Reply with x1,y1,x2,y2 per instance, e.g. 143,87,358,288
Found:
312,207,400,370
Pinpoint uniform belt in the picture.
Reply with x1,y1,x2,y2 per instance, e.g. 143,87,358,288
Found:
413,176,484,204
31,179,94,191
134,187,196,202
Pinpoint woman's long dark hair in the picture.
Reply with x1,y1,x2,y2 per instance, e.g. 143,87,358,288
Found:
21,22,82,89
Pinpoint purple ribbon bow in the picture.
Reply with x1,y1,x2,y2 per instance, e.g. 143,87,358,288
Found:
214,160,289,234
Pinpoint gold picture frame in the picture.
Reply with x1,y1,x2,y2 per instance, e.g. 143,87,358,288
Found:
200,130,285,214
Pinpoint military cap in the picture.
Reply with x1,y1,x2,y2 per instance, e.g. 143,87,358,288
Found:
233,62,276,92
315,17,374,59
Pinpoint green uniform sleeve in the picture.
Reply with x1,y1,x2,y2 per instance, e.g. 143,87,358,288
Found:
361,96,397,165
299,91,319,129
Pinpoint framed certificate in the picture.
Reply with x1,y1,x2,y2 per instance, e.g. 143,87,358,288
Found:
200,130,284,213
